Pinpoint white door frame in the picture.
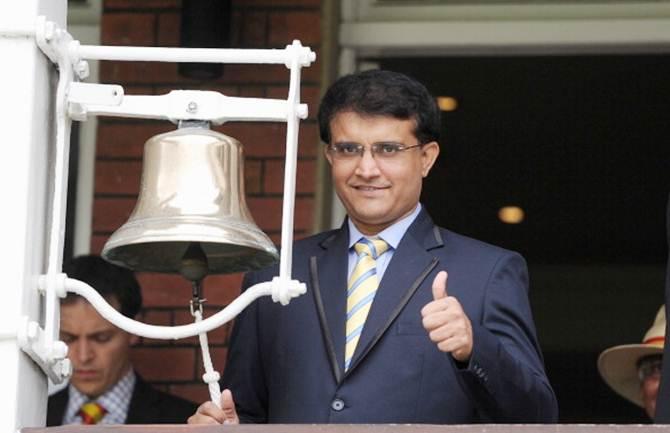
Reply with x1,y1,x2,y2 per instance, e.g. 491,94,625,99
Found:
330,0,670,227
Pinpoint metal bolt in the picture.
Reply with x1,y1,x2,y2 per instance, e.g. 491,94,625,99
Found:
43,22,55,41
76,61,90,80
187,101,198,114
53,341,69,359
26,322,39,341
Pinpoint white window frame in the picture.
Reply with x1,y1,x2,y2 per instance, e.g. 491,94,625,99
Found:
67,0,101,256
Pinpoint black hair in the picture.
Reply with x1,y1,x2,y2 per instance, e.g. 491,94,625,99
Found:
62,254,142,318
317,69,441,145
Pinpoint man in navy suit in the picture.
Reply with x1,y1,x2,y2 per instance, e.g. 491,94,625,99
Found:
189,70,558,424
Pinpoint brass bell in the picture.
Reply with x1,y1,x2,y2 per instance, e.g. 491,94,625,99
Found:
102,127,279,275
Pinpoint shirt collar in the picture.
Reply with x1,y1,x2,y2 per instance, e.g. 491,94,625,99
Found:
348,203,422,250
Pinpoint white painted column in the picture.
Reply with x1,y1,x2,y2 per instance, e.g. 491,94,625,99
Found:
0,0,66,430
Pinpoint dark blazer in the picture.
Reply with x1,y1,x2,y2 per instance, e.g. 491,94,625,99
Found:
46,374,197,425
656,194,670,423
222,208,558,424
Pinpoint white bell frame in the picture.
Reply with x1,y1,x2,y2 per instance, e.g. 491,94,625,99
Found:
4,15,314,409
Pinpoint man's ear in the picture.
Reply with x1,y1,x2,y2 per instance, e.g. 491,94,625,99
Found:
128,312,141,345
129,333,140,346
324,144,334,165
420,141,440,177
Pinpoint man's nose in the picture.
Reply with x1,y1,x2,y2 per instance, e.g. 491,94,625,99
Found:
75,340,94,363
354,148,381,177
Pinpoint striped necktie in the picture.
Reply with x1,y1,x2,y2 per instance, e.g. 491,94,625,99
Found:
345,237,389,371
79,401,107,425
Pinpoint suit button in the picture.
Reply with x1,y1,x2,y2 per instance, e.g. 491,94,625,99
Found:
331,398,345,411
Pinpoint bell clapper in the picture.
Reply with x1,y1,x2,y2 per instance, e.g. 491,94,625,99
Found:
179,242,222,407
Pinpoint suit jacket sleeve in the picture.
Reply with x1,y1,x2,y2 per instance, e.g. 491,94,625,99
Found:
455,251,558,422
221,270,270,424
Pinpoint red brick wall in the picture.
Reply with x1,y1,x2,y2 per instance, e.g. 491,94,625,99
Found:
93,0,322,405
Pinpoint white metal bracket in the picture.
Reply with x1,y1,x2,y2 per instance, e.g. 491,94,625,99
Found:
7,15,316,388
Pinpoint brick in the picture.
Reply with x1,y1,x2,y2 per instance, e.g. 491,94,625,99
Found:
244,159,262,194
202,273,244,305
90,235,107,254
97,122,175,158
105,0,180,9
92,197,136,232
137,310,172,346
196,348,228,378
138,273,193,308
232,0,320,7
220,122,318,158
268,11,321,46
237,86,266,98
168,384,208,405
174,310,232,346
131,347,196,381
157,12,180,47
218,64,290,84
247,197,313,232
200,84,239,96
267,84,320,120
95,160,142,195
293,197,314,232
263,158,316,195
101,13,156,46
239,11,267,47
123,85,155,95
100,61,179,85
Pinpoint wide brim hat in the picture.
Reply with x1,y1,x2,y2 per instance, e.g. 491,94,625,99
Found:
597,305,665,407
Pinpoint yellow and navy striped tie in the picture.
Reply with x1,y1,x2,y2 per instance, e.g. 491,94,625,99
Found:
345,237,389,371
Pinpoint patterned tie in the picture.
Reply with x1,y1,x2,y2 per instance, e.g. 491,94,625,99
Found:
345,237,389,371
79,401,107,425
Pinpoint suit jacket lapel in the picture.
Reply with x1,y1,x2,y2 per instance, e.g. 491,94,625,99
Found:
125,375,158,423
346,209,443,375
46,388,69,426
310,224,350,384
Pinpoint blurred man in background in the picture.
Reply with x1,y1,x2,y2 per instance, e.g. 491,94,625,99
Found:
598,305,665,419
47,255,196,425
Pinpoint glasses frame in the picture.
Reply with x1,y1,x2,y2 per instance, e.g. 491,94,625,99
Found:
327,141,425,160
637,355,663,382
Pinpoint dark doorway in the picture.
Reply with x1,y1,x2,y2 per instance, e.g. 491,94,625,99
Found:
379,55,670,422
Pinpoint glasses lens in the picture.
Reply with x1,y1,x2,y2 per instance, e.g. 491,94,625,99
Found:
372,142,404,158
638,357,663,381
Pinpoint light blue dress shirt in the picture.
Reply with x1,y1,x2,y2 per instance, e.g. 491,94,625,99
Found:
347,203,422,281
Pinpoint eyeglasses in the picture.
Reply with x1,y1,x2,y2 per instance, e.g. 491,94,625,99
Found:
327,142,423,161
638,356,663,381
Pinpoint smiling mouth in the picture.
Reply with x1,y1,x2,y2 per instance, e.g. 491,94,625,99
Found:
353,185,388,191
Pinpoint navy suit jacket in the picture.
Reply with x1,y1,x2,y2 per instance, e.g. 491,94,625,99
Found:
222,209,558,423
46,375,197,425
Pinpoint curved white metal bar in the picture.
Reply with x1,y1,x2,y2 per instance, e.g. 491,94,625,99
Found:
65,278,272,339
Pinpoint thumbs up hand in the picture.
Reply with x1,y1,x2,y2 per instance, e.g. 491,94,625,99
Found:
421,271,473,362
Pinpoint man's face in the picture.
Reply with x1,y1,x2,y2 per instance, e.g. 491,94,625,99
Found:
60,298,137,398
641,371,661,418
325,111,439,235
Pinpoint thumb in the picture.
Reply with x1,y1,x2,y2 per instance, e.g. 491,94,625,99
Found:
432,270,448,300
220,389,239,424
